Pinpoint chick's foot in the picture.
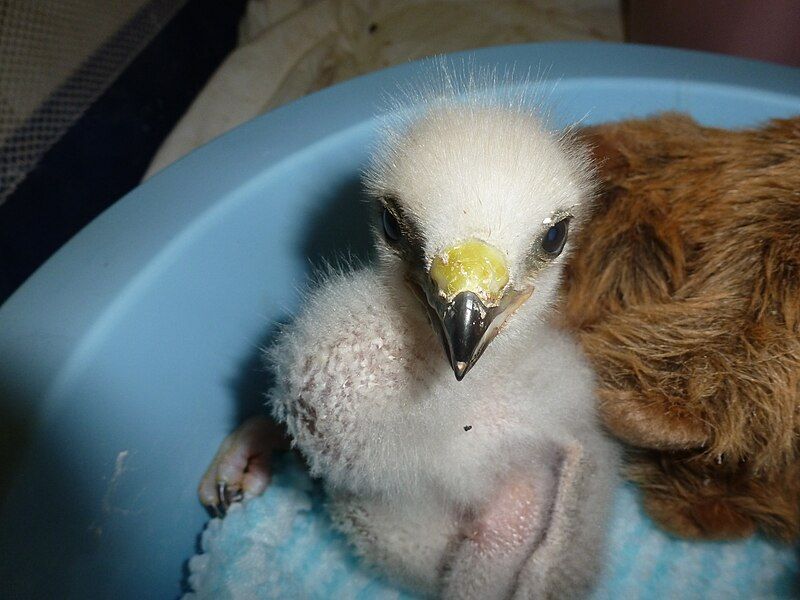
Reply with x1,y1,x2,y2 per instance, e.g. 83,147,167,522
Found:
198,416,287,516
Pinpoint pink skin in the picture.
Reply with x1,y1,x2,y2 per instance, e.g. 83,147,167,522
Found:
443,467,560,599
198,416,289,515
466,480,542,555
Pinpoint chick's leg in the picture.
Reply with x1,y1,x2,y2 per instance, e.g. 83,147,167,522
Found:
198,416,288,515
441,469,557,600
512,443,606,599
328,493,459,598
445,444,611,600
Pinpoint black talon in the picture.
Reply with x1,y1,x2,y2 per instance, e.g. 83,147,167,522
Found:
215,482,244,517
206,496,224,519
217,482,229,514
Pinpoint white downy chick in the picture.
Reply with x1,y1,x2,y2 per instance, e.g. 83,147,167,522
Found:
198,86,620,598
263,98,620,598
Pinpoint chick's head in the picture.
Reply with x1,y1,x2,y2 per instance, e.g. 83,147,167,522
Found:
365,102,595,380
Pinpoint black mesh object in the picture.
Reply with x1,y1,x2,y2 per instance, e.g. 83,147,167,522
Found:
0,0,186,205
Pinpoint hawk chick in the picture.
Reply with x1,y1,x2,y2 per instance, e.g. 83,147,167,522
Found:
203,97,619,598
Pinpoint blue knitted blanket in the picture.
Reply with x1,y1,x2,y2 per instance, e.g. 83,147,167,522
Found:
183,455,797,599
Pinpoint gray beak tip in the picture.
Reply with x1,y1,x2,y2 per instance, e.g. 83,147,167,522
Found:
453,361,469,381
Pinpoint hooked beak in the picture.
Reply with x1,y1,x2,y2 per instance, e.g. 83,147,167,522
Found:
411,239,532,381
436,287,532,380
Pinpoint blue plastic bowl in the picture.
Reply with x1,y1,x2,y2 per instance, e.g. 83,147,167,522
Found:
2,42,800,599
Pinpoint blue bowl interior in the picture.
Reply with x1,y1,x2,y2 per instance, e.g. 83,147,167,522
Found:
1,43,800,598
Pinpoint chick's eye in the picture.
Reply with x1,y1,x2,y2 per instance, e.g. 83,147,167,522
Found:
382,207,402,242
541,218,569,256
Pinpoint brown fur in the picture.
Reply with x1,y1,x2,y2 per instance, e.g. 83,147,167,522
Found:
562,113,800,541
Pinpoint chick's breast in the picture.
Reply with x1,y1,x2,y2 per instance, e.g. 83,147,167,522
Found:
267,268,440,496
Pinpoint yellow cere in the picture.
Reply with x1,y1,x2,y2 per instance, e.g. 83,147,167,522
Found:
430,239,510,304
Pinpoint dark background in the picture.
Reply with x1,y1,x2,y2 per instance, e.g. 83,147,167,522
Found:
0,0,248,304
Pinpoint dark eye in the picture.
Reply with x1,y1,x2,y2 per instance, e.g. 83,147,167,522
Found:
382,207,402,243
541,218,569,256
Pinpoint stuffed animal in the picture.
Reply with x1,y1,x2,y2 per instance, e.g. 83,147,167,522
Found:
564,113,800,542
201,98,620,597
